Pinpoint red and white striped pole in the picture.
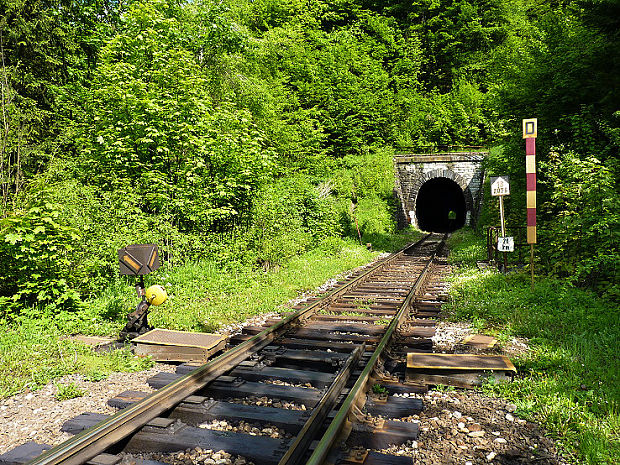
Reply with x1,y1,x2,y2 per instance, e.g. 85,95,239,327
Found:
523,118,537,288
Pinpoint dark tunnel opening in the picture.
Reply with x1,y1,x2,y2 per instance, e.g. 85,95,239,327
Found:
415,177,467,233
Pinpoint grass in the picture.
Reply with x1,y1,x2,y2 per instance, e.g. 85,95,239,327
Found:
54,382,86,401
0,230,423,399
445,228,620,464
0,317,153,398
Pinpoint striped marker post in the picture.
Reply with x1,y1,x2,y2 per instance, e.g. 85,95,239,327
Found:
523,118,537,288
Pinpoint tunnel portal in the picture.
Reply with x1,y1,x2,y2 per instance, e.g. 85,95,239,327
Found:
415,177,466,233
393,152,486,230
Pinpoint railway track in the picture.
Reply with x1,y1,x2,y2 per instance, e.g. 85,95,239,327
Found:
16,233,449,465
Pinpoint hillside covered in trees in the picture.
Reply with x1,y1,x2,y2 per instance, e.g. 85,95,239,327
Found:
0,0,618,313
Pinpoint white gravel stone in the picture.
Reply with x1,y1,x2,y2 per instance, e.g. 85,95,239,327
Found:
0,364,177,454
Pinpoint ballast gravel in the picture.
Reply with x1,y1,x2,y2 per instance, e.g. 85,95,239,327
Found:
0,364,176,455
119,448,252,465
375,389,568,465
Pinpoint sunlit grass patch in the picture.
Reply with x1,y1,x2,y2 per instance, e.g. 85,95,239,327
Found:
54,382,86,401
446,228,620,464
0,318,153,398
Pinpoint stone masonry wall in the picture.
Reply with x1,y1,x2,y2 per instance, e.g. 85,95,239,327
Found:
394,153,486,229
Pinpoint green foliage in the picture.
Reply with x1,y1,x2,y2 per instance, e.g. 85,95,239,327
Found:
0,202,81,315
0,0,127,209
248,174,341,267
0,0,616,319
0,314,153,398
372,383,387,394
355,195,395,237
540,150,619,296
54,382,86,401
447,228,487,265
76,0,276,232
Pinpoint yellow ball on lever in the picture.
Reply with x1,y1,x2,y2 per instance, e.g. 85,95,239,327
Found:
145,285,168,306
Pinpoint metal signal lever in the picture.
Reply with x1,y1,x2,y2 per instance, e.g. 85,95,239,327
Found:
119,276,153,340
117,244,167,340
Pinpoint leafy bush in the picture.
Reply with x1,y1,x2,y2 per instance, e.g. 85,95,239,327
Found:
540,150,619,297
248,174,341,267
355,195,395,237
0,202,81,316
74,0,276,233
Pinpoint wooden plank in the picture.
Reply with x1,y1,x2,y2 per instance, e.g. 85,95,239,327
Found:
269,348,350,365
405,371,513,388
108,390,148,409
398,327,436,338
133,329,226,362
392,339,434,350
170,398,307,432
406,353,516,372
0,443,52,465
124,422,288,465
205,378,321,406
246,322,386,337
277,338,360,352
365,397,423,418
377,379,428,395
302,322,386,335
414,311,439,318
290,328,380,343
133,329,225,349
311,314,385,323
230,365,335,388
348,419,419,449
62,413,110,435
135,338,225,363
147,372,181,389
461,334,498,349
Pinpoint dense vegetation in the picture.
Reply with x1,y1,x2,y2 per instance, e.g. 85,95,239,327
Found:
0,0,617,314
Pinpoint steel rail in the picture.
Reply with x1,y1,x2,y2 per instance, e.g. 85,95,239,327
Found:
304,234,446,465
277,345,365,465
27,234,431,465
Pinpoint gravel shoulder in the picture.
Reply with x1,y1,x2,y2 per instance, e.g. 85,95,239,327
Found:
0,365,176,455
382,389,567,465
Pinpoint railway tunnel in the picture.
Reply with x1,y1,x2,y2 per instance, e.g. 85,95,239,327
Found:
415,177,467,233
393,151,486,232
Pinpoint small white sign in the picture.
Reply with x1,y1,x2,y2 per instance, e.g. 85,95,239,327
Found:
498,236,514,252
490,176,510,196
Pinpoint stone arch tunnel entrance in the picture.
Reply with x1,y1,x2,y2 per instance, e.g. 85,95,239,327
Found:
415,177,466,233
393,151,487,231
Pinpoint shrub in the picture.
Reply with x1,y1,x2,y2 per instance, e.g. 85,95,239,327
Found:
248,174,341,267
0,202,81,317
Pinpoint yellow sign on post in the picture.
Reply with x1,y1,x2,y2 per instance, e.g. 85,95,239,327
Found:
523,118,537,139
